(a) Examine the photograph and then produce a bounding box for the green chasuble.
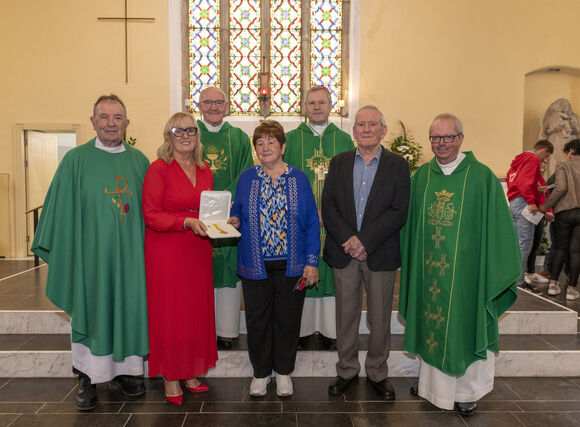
[284,122,354,297]
[31,140,150,361]
[399,152,521,376]
[198,120,254,288]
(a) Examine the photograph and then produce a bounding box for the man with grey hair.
[284,85,354,350]
[322,105,410,398]
[32,94,150,411]
[197,86,254,349]
[399,113,520,415]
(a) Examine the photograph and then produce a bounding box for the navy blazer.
[321,148,410,271]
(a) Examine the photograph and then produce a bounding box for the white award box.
[199,191,241,239]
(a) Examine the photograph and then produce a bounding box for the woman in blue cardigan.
[228,120,320,398]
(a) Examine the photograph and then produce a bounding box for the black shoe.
[328,375,358,395]
[75,373,97,411]
[410,381,418,396]
[454,401,478,416]
[520,283,542,294]
[297,336,309,350]
[108,375,145,397]
[319,334,337,351]
[367,378,396,400]
[217,337,233,349]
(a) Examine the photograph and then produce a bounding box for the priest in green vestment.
[31,95,149,411]
[399,113,521,415]
[197,86,254,348]
[284,85,354,348]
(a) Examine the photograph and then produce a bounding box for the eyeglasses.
[429,134,461,144]
[170,127,198,137]
[201,100,226,107]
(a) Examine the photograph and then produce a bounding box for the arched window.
[188,0,350,116]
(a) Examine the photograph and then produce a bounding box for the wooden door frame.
[11,123,84,258]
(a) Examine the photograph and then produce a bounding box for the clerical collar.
[437,152,466,175]
[202,119,224,133]
[307,121,328,136]
[95,137,126,153]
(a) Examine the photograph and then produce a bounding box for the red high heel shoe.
[185,378,209,393]
[163,378,183,405]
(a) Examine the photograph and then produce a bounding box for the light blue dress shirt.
[353,146,382,231]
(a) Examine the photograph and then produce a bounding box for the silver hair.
[355,105,386,127]
[199,86,229,103]
[429,113,463,135]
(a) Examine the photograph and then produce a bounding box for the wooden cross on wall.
[97,0,155,83]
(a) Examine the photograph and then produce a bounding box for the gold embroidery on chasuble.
[105,175,134,224]
[423,188,459,356]
[205,145,228,172]
[428,190,456,227]
[426,332,438,354]
[429,280,441,301]
[306,148,331,255]
[306,148,330,201]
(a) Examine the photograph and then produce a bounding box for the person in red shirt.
[507,140,553,292]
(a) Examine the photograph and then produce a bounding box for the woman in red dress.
[143,112,217,405]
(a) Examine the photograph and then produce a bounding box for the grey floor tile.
[515,400,580,411]
[9,413,131,427]
[297,413,352,427]
[125,413,187,427]
[0,414,19,427]
[500,378,580,400]
[0,402,43,413]
[39,402,124,414]
[538,334,580,350]
[513,411,580,426]
[351,411,465,426]
[0,378,76,402]
[120,401,202,413]
[463,411,525,426]
[0,335,33,351]
[17,334,71,351]
[184,412,297,426]
[499,334,557,350]
[482,380,522,400]
[283,401,361,413]
[201,401,282,412]
[361,400,442,412]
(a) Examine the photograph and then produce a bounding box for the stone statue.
[540,98,580,175]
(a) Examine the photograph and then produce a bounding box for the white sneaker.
[250,377,270,397]
[529,273,549,283]
[524,273,533,285]
[548,283,561,296]
[566,287,580,301]
[276,374,293,397]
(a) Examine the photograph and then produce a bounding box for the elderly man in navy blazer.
[322,105,410,399]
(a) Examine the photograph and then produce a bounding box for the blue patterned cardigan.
[231,164,320,280]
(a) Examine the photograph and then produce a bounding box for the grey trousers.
[333,260,395,382]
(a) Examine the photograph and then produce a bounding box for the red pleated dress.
[143,158,217,380]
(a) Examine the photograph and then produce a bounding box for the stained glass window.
[311,0,342,114]
[229,0,261,114]
[270,1,301,114]
[188,0,347,116]
[189,0,221,113]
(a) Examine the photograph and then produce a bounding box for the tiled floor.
[2,259,580,426]
[1,376,580,426]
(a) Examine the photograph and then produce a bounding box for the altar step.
[1,262,578,378]
[1,291,576,335]
[2,331,580,378]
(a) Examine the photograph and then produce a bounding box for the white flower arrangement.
[389,121,422,172]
